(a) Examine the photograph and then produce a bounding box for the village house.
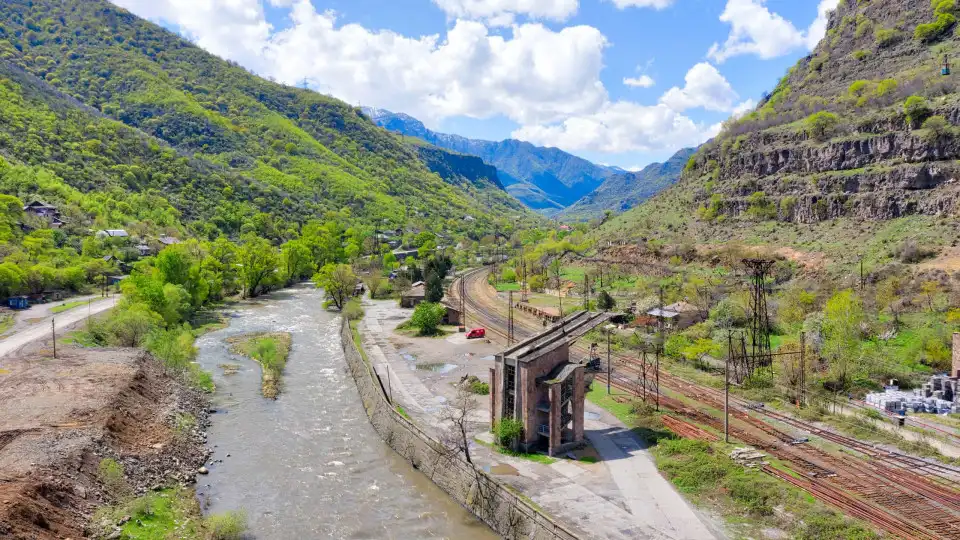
[646,300,703,330]
[22,201,65,229]
[400,282,426,308]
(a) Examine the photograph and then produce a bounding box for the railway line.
[451,267,960,540]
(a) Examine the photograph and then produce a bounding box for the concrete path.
[0,296,117,360]
[585,419,716,540]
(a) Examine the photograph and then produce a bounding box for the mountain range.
[363,108,618,214]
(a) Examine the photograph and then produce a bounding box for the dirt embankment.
[0,346,211,539]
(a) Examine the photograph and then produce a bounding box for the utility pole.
[606,328,612,395]
[725,331,732,443]
[583,274,590,311]
[799,332,806,408]
[640,349,647,402]
[459,277,466,333]
[508,291,515,345]
[655,286,664,411]
[51,318,57,359]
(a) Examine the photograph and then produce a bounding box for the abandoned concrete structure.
[953,333,960,378]
[490,311,611,456]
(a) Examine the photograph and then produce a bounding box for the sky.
[109,0,838,170]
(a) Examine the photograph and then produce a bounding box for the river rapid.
[194,285,495,539]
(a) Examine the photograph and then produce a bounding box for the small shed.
[441,300,462,326]
[400,284,426,308]
[23,201,58,218]
[107,275,129,286]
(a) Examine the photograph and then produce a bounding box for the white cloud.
[432,0,579,25]
[512,101,715,154]
[659,62,739,112]
[111,0,272,67]
[731,99,756,119]
[109,0,718,157]
[807,0,840,49]
[707,0,838,63]
[623,75,655,88]
[607,0,674,8]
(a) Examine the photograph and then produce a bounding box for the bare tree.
[440,383,477,464]
[365,274,385,299]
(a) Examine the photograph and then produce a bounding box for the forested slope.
[597,0,960,272]
[0,0,527,243]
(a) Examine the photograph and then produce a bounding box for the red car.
[466,328,486,339]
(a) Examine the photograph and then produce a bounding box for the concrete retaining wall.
[339,319,580,540]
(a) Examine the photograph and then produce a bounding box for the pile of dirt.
[0,346,211,539]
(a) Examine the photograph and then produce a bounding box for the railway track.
[452,267,960,540]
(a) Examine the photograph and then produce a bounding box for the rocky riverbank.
[0,346,212,539]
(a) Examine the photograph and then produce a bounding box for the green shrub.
[342,298,364,321]
[874,79,898,98]
[874,27,899,47]
[921,115,950,143]
[851,49,870,61]
[410,302,445,336]
[205,510,248,540]
[697,194,723,222]
[500,267,517,283]
[904,95,932,127]
[847,80,870,97]
[470,380,490,395]
[935,0,958,15]
[803,111,840,141]
[494,417,524,448]
[914,13,956,42]
[854,16,873,38]
[98,458,130,499]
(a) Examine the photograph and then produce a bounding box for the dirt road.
[0,296,116,360]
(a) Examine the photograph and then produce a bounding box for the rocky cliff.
[596,0,960,269]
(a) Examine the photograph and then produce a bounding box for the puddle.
[400,352,417,363]
[415,363,458,374]
[487,463,519,476]
[584,412,601,421]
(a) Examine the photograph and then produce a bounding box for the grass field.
[50,300,88,314]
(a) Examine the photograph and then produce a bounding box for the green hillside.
[596,0,960,274]
[0,0,529,244]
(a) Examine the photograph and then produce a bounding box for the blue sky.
[112,0,836,170]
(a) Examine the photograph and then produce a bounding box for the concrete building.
[490,311,611,456]
[953,333,960,378]
[400,283,426,308]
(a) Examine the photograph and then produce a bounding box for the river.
[194,285,495,539]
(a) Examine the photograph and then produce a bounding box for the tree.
[107,302,163,347]
[410,302,445,336]
[440,384,477,464]
[393,276,412,298]
[0,262,25,298]
[920,281,941,312]
[904,95,931,128]
[425,271,444,303]
[314,263,356,310]
[281,239,315,285]
[364,274,385,299]
[238,234,278,298]
[821,290,865,390]
[804,111,839,141]
[597,290,616,311]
